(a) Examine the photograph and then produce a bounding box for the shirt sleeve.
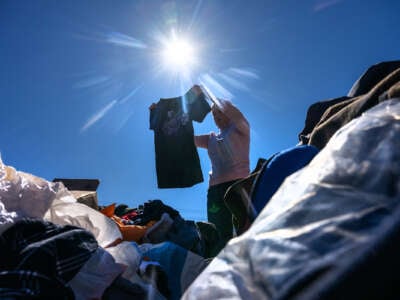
[194,134,209,149]
[186,88,211,123]
[219,100,250,135]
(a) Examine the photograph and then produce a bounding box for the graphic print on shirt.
[162,110,189,136]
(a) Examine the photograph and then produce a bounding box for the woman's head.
[211,103,230,129]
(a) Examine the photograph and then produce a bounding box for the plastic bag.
[44,188,122,248]
[0,160,59,234]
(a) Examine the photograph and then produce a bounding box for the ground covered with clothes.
[1,61,400,299]
[0,168,214,299]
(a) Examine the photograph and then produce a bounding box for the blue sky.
[1,0,399,221]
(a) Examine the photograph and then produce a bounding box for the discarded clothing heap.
[99,199,220,258]
[1,60,399,300]
[0,219,97,299]
[184,60,400,299]
[0,162,209,299]
[221,60,400,236]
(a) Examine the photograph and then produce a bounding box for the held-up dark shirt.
[150,89,210,188]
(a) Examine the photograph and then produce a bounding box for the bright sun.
[161,35,197,72]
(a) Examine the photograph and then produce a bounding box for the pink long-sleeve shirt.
[194,100,250,186]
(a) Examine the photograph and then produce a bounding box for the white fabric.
[106,241,166,299]
[0,202,18,235]
[68,247,124,300]
[44,195,122,248]
[0,158,121,247]
[0,159,59,234]
[0,161,58,218]
[106,241,142,282]
[142,212,174,243]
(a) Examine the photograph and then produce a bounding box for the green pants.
[207,180,237,252]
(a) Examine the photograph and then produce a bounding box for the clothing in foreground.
[150,86,211,188]
[183,99,400,300]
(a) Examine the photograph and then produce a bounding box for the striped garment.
[0,218,98,298]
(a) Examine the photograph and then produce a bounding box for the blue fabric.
[252,145,319,215]
[141,242,188,300]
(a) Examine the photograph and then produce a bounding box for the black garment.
[0,218,98,299]
[297,61,400,148]
[0,270,75,299]
[135,199,204,255]
[165,216,203,255]
[102,276,148,300]
[150,87,210,188]
[309,67,400,149]
[196,221,220,258]
[114,204,137,217]
[348,60,400,97]
[223,157,269,235]
[0,219,98,285]
[297,96,350,145]
[130,199,180,225]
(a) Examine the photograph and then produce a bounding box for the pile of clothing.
[0,164,210,299]
[184,60,400,299]
[1,60,399,299]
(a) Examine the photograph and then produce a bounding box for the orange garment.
[100,203,155,242]
[101,203,116,217]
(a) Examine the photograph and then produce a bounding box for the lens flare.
[161,35,197,72]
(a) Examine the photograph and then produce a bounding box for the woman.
[194,99,250,251]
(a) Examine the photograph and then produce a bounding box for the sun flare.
[161,35,197,72]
